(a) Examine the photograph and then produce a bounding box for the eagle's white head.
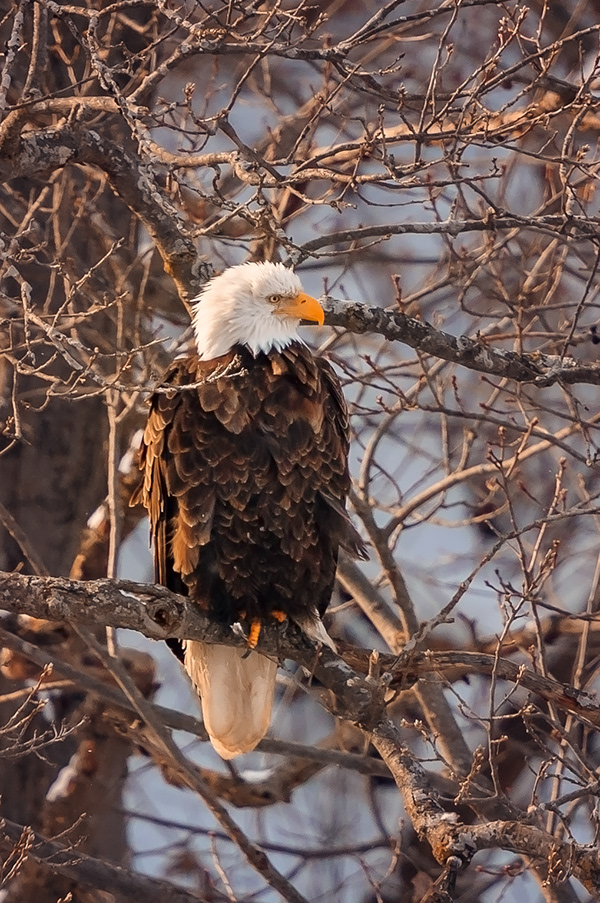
[191,261,325,360]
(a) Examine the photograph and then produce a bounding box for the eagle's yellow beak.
[279,292,325,325]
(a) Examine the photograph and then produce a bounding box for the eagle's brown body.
[135,338,363,757]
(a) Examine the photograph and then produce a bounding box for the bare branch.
[0,816,212,903]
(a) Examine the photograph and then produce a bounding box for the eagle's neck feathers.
[193,303,302,360]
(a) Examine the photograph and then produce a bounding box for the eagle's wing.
[317,356,368,562]
[131,356,215,594]
[132,354,277,759]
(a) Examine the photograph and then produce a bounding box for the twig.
[0,816,209,903]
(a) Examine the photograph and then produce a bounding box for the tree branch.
[296,213,600,257]
[3,571,600,737]
[0,117,209,307]
[0,816,213,903]
[323,297,600,387]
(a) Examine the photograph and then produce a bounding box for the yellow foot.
[245,612,287,651]
[247,619,261,649]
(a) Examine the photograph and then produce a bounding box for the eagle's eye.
[267,293,282,305]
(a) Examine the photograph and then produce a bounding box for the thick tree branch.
[3,571,600,737]
[0,117,209,307]
[323,297,600,387]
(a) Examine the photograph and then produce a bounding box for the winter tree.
[2,1,600,901]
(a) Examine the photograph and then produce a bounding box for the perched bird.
[133,261,366,758]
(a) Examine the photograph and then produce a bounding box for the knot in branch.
[146,598,183,636]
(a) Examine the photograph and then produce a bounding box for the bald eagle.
[134,261,365,758]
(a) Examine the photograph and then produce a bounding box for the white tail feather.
[184,641,278,759]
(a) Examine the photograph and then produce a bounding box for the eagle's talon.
[247,619,261,649]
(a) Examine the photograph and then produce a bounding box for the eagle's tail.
[184,641,277,759]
